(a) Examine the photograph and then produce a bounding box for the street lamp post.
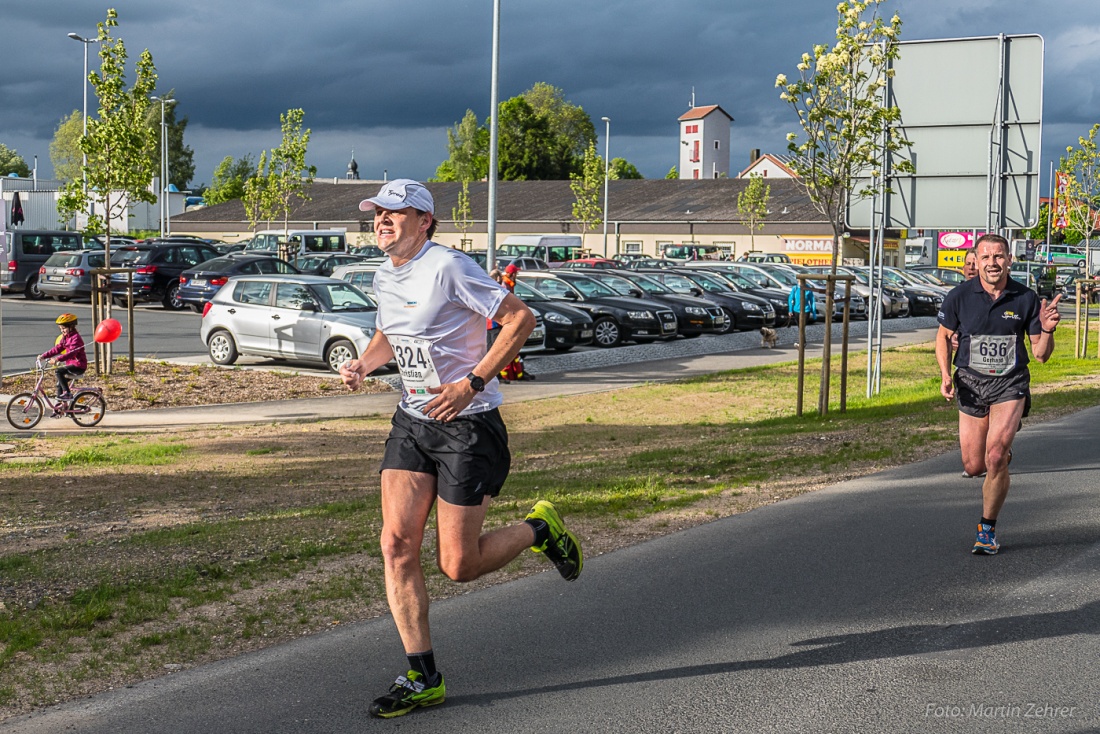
[601,116,611,257]
[150,96,175,238]
[67,32,99,218]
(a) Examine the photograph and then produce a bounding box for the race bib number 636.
[970,334,1015,376]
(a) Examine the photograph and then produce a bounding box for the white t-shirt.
[373,242,507,419]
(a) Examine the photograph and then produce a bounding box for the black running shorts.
[380,407,511,507]
[954,368,1031,419]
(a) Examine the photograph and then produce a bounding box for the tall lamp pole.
[151,96,175,238]
[486,0,501,274]
[601,116,611,257]
[67,32,99,220]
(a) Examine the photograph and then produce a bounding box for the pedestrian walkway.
[0,322,938,434]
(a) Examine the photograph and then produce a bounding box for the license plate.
[580,329,593,338]
[715,316,725,324]
[46,276,65,282]
[191,279,207,287]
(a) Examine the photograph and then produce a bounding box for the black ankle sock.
[525,518,549,547]
[407,650,438,684]
[980,517,996,528]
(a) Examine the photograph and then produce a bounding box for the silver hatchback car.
[39,250,108,301]
[200,274,378,372]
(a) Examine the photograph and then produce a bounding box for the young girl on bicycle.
[40,313,87,401]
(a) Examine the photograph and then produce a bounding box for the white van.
[243,229,348,259]
[500,235,584,267]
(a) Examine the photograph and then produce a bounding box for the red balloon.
[94,318,122,343]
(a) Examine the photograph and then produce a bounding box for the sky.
[1,0,1097,191]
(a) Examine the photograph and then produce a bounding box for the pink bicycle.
[5,359,107,429]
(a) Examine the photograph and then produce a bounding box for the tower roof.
[678,104,733,122]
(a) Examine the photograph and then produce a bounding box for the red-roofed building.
[678,104,733,180]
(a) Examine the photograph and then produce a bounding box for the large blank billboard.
[847,35,1043,230]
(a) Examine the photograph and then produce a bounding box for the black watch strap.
[466,372,486,392]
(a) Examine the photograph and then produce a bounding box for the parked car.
[679,262,792,323]
[331,261,384,293]
[559,258,621,270]
[200,274,379,372]
[293,253,369,277]
[738,251,792,264]
[37,250,107,301]
[350,244,385,258]
[583,270,728,336]
[624,258,679,270]
[611,253,649,264]
[731,263,867,321]
[642,269,777,331]
[459,251,549,272]
[880,267,947,316]
[178,254,300,312]
[514,271,678,347]
[1,229,83,299]
[1009,264,1058,298]
[109,242,220,309]
[512,280,594,351]
[909,266,966,285]
[807,265,908,319]
[214,242,248,255]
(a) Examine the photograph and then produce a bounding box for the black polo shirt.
[938,276,1042,378]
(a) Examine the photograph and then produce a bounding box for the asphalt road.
[0,297,204,376]
[4,404,1098,733]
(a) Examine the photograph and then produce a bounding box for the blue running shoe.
[972,523,999,555]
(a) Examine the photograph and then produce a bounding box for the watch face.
[468,374,485,391]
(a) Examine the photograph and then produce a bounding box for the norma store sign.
[783,237,834,266]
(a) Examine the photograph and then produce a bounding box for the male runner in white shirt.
[339,179,583,718]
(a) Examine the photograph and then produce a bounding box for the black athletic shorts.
[380,407,511,507]
[954,368,1031,419]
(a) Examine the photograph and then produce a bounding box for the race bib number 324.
[389,335,441,395]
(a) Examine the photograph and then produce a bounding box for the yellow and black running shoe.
[526,500,583,581]
[368,670,445,718]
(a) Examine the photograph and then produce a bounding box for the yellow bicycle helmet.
[55,313,78,326]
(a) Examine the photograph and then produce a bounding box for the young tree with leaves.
[451,179,474,248]
[0,143,31,178]
[737,173,770,256]
[610,158,643,180]
[433,109,488,182]
[57,9,158,240]
[48,112,84,183]
[242,150,272,233]
[266,108,316,254]
[204,154,255,206]
[570,141,604,253]
[776,0,910,274]
[1058,123,1100,258]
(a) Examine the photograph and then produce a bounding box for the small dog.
[760,326,778,348]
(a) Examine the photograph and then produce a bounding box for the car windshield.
[587,273,634,295]
[685,272,731,293]
[622,274,670,294]
[311,283,376,312]
[198,257,245,273]
[713,270,755,290]
[758,267,797,286]
[110,249,152,266]
[45,253,83,268]
[567,276,618,298]
[513,280,550,302]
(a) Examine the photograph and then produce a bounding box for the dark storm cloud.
[0,0,1096,183]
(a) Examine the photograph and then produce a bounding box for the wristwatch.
[466,372,485,392]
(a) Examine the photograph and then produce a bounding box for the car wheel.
[24,275,45,300]
[208,330,239,365]
[716,308,735,334]
[162,282,186,310]
[325,339,356,372]
[592,317,622,348]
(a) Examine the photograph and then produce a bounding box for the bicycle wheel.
[6,393,44,430]
[70,391,107,427]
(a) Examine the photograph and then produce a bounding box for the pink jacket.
[41,331,88,371]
